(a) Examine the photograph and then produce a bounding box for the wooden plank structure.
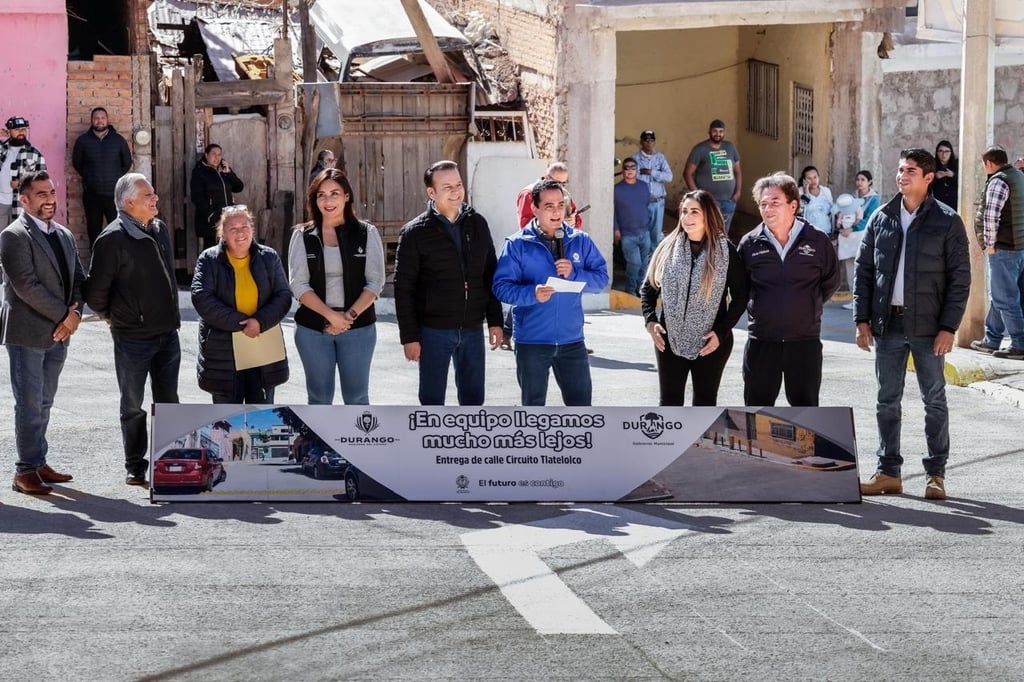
[153,38,302,276]
[335,82,472,276]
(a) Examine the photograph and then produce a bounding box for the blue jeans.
[983,249,1024,350]
[295,323,376,405]
[418,326,485,405]
[621,231,652,293]
[515,341,592,406]
[112,331,181,476]
[718,199,737,233]
[6,342,67,473]
[873,313,949,478]
[646,198,665,247]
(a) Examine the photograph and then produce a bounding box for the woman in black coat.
[640,190,749,406]
[190,143,245,250]
[932,140,958,209]
[191,206,291,404]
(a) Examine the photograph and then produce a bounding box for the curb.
[609,290,640,310]
[907,351,992,387]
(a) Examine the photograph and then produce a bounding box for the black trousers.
[655,330,733,406]
[742,338,822,407]
[83,192,117,245]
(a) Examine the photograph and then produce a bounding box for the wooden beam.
[398,0,455,84]
[195,80,290,108]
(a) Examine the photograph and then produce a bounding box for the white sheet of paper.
[544,276,586,294]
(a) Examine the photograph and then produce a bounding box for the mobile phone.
[576,204,591,215]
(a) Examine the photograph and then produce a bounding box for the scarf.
[662,236,730,360]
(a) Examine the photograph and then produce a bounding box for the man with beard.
[685,119,742,231]
[72,107,133,245]
[1,171,86,494]
[0,117,47,227]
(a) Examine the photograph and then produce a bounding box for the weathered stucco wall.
[0,1,69,224]
[615,27,741,213]
[616,22,832,216]
[735,22,834,212]
[880,65,1024,200]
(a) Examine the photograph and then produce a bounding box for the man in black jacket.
[737,172,839,407]
[86,173,181,488]
[855,148,970,500]
[393,160,503,405]
[71,107,133,245]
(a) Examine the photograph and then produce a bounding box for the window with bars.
[747,59,779,139]
[793,84,814,157]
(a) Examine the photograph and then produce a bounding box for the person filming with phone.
[493,179,608,406]
[191,143,245,250]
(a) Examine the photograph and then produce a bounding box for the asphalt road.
[2,300,1023,681]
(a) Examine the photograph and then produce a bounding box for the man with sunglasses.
[613,157,651,294]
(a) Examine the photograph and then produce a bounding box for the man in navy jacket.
[737,172,839,407]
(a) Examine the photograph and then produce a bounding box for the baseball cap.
[640,130,656,141]
[5,116,29,129]
[709,119,726,129]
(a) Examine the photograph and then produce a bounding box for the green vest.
[975,165,1024,249]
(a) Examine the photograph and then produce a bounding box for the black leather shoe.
[13,471,53,495]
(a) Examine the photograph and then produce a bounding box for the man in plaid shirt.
[969,145,1024,359]
[0,116,48,226]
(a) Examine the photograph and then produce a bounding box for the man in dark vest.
[969,145,1024,359]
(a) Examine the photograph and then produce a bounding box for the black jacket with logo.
[737,219,840,342]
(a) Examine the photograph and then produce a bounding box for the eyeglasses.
[623,165,638,170]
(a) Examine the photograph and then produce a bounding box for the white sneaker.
[842,302,855,310]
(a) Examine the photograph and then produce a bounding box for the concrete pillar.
[858,30,885,189]
[957,0,994,346]
[563,16,616,287]
[828,23,861,193]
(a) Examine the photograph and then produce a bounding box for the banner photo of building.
[149,405,861,503]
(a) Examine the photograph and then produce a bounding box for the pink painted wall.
[0,1,69,224]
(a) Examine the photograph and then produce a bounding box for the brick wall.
[65,56,135,254]
[432,0,561,158]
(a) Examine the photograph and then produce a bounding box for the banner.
[150,405,860,503]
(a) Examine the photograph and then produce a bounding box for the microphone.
[554,228,565,261]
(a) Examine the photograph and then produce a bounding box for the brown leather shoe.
[38,464,73,483]
[860,472,903,496]
[12,471,53,495]
[925,476,946,500]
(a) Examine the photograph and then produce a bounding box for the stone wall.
[880,65,1024,199]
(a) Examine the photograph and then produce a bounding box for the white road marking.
[461,506,692,635]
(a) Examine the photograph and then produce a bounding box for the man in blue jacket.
[855,148,970,500]
[493,179,609,406]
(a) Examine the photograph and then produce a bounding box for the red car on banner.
[153,448,227,493]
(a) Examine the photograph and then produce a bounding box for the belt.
[649,197,665,203]
[891,305,905,316]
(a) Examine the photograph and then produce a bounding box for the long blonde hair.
[644,190,727,301]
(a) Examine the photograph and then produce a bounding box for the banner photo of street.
[150,404,860,503]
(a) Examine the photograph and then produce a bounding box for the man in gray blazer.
[0,170,85,494]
